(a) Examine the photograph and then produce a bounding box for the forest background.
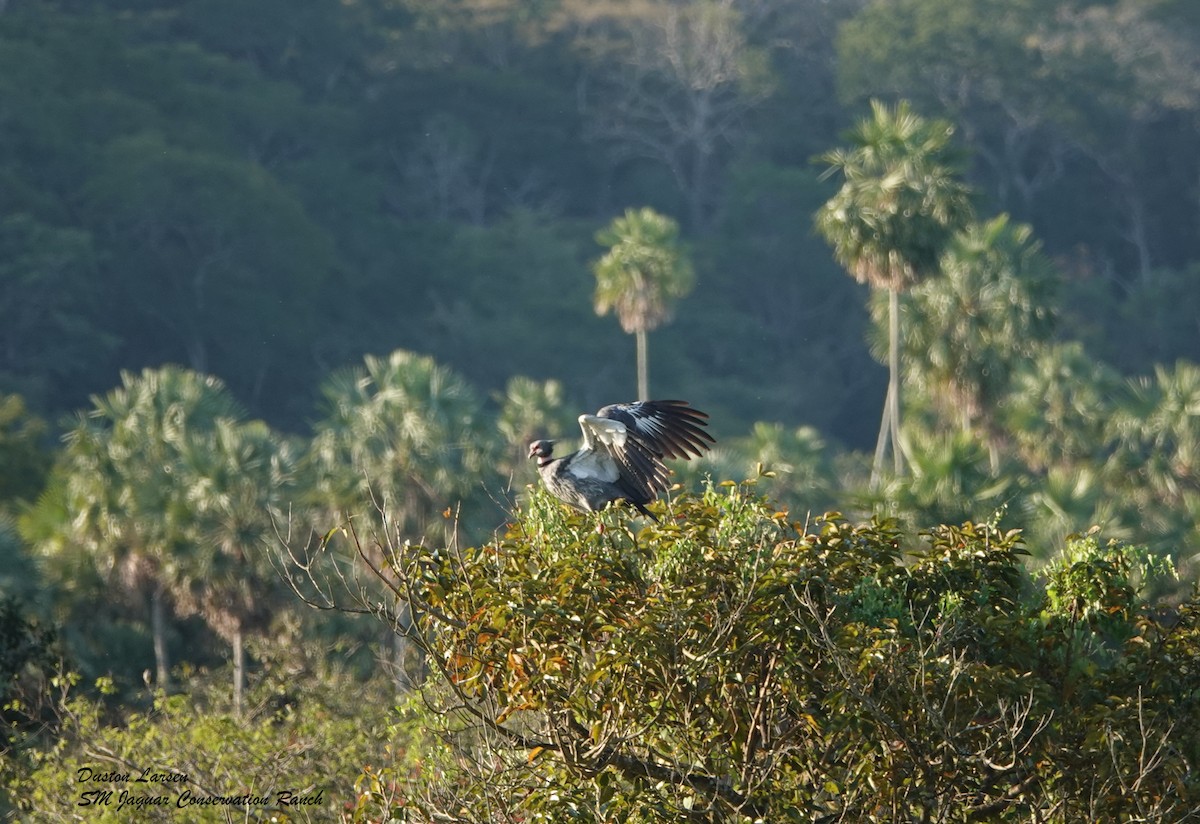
[3,0,1200,820]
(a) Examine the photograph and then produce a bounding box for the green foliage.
[4,4,1200,816]
[817,97,976,481]
[592,206,696,398]
[308,349,497,543]
[0,394,51,511]
[6,663,407,823]
[392,211,615,401]
[816,99,973,293]
[593,207,695,336]
[36,366,245,600]
[341,483,1199,822]
[730,422,838,516]
[581,0,772,229]
[0,595,62,758]
[1041,536,1176,628]
[871,426,1017,532]
[495,375,571,485]
[1060,264,1200,375]
[896,215,1057,433]
[835,0,1200,279]
[21,367,297,698]
[0,217,111,407]
[1002,342,1120,472]
[0,0,1196,454]
[835,0,1058,120]
[83,132,335,396]
[692,161,881,443]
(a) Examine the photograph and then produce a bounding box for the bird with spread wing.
[528,400,714,519]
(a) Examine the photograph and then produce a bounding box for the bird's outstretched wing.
[598,400,714,460]
[578,400,714,503]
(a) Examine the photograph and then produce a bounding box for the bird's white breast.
[568,448,620,483]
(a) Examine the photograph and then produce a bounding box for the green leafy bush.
[338,482,1200,822]
[5,662,410,823]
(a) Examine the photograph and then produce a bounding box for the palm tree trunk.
[871,288,906,487]
[636,328,649,401]
[232,628,244,717]
[871,381,891,490]
[888,287,904,475]
[151,583,169,688]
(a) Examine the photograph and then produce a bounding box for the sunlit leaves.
[362,483,1200,821]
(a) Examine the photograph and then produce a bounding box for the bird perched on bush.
[528,400,713,519]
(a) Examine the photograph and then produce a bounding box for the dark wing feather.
[597,400,714,460]
[613,436,669,502]
[594,400,714,501]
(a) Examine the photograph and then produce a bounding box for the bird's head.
[528,440,555,463]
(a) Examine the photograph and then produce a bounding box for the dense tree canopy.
[315,484,1200,822]
[1,0,1194,445]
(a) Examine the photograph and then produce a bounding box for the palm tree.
[177,419,296,715]
[309,349,493,542]
[1020,465,1124,562]
[592,207,695,400]
[1003,342,1118,473]
[36,366,242,687]
[308,350,495,688]
[900,216,1055,450]
[1107,361,1200,508]
[816,100,973,484]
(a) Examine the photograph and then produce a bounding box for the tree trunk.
[387,602,425,691]
[391,629,408,691]
[232,628,244,717]
[888,287,904,476]
[151,583,169,688]
[871,288,905,488]
[1126,191,1152,282]
[870,381,891,490]
[636,328,649,401]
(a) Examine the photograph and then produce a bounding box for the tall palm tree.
[816,100,973,484]
[39,366,242,687]
[592,207,695,400]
